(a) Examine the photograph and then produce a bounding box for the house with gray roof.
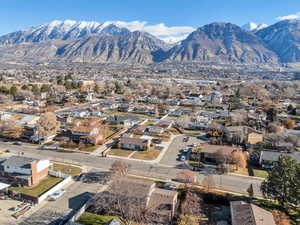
[0,155,52,187]
[230,201,276,225]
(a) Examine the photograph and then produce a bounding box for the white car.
[48,189,66,201]
[180,155,186,161]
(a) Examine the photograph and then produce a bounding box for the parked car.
[48,189,66,201]
[163,182,177,190]
[181,149,190,153]
[5,149,10,153]
[183,137,189,142]
[180,155,186,161]
[191,143,197,147]
[152,139,162,144]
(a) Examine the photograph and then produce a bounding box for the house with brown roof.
[68,118,106,145]
[92,177,178,224]
[118,137,150,151]
[225,126,263,145]
[230,201,276,225]
[194,144,239,163]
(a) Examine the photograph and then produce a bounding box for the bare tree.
[176,170,197,184]
[91,177,163,225]
[110,160,130,176]
[231,151,247,170]
[201,174,215,192]
[0,120,24,139]
[37,112,60,141]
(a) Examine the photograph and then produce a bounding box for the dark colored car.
[152,139,162,144]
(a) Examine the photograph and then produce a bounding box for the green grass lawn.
[183,129,202,135]
[52,163,82,176]
[105,129,119,139]
[253,169,268,179]
[143,120,155,126]
[107,148,135,157]
[78,212,123,225]
[9,176,63,197]
[131,148,161,160]
[164,116,181,121]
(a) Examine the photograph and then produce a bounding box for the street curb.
[228,172,265,180]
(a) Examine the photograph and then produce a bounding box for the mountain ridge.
[1,19,300,65]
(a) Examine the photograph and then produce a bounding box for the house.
[259,151,300,169]
[194,144,238,163]
[68,119,106,145]
[0,156,52,187]
[118,137,150,151]
[230,201,276,225]
[92,177,178,224]
[73,110,89,118]
[207,91,223,104]
[225,126,263,145]
[107,115,139,128]
[0,112,12,121]
[118,104,134,112]
[155,121,174,130]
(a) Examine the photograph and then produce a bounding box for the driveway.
[159,134,204,166]
[19,180,105,225]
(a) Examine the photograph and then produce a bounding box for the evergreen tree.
[9,85,17,97]
[261,155,300,210]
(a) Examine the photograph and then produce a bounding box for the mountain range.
[0,19,300,65]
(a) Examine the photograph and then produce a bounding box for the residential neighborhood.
[0,71,298,225]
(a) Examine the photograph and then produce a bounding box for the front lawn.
[9,176,63,197]
[165,116,182,121]
[53,163,82,176]
[131,148,161,160]
[253,169,268,179]
[183,129,202,135]
[107,148,135,157]
[105,129,119,139]
[78,212,123,225]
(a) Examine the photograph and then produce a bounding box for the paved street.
[0,138,264,196]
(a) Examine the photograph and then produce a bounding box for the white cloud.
[276,12,300,21]
[106,20,195,43]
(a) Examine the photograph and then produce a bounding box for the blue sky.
[0,0,300,35]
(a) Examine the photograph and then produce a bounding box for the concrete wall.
[37,175,71,203]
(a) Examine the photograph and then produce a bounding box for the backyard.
[52,163,82,176]
[9,176,63,197]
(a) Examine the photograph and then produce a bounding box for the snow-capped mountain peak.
[242,22,268,31]
[242,22,258,31]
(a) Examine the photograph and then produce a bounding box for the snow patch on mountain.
[242,22,268,31]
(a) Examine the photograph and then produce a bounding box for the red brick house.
[0,156,52,187]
